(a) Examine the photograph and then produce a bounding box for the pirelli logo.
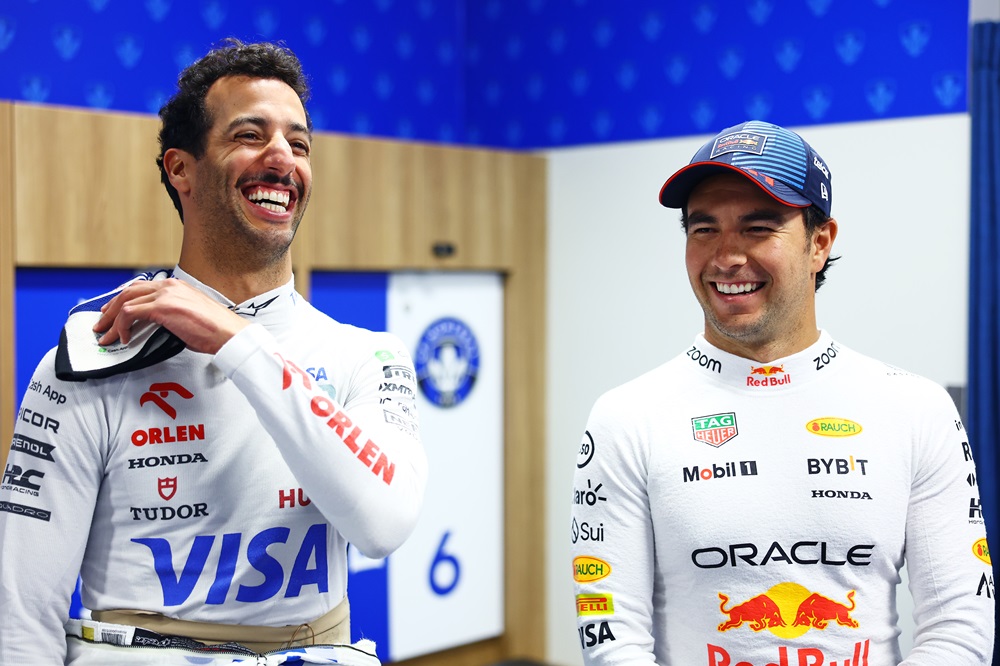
[576,593,614,616]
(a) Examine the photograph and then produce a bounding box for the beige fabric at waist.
[91,597,349,652]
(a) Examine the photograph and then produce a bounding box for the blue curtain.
[968,21,1000,666]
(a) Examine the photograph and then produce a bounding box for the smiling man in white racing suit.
[0,40,427,665]
[570,120,993,665]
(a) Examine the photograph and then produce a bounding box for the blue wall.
[0,0,969,148]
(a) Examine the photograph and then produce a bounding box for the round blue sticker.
[414,317,479,408]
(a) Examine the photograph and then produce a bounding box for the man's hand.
[93,278,250,355]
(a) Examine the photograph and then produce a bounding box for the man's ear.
[811,218,838,271]
[162,148,194,196]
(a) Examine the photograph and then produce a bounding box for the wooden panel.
[420,146,519,269]
[14,104,181,267]
[1,103,14,463]
[501,155,548,659]
[389,637,503,666]
[304,135,424,269]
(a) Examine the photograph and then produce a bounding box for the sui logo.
[414,317,479,408]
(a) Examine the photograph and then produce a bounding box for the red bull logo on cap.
[716,583,859,639]
[806,417,863,437]
[692,412,738,448]
[974,538,991,565]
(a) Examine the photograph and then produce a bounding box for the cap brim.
[659,161,812,210]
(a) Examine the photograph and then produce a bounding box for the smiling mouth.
[714,282,762,295]
[245,186,291,213]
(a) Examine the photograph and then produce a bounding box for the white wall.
[543,114,971,665]
[971,0,1000,21]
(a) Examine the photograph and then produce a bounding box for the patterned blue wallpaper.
[0,0,969,149]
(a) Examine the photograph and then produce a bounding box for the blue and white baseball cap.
[659,120,833,216]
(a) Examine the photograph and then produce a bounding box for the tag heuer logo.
[691,412,738,447]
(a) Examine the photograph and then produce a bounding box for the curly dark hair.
[155,38,312,220]
[679,204,839,292]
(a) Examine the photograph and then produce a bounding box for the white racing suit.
[571,332,994,665]
[0,267,428,664]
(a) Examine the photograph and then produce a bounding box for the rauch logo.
[806,417,862,437]
[573,555,611,583]
[974,538,991,565]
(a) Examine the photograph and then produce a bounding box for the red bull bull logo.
[716,583,859,639]
[691,412,739,447]
[974,538,991,565]
[717,592,785,632]
[747,365,791,387]
[806,417,863,437]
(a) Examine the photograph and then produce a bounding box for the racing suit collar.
[172,265,297,325]
[687,330,841,391]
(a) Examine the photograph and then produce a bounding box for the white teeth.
[247,187,290,209]
[716,282,760,294]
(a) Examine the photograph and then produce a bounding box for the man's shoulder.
[834,344,953,404]
[592,355,691,413]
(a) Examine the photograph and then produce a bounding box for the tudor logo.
[806,417,862,437]
[139,382,194,419]
[158,477,177,501]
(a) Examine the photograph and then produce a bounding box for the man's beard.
[195,167,308,275]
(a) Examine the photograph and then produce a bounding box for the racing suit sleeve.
[899,384,994,664]
[0,350,109,663]
[213,323,427,559]
[570,393,659,665]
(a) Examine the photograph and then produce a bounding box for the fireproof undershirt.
[0,267,428,664]
[571,331,993,666]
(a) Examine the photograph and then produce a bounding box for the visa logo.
[132,523,329,606]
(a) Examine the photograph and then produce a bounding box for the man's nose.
[262,135,296,174]
[712,231,747,270]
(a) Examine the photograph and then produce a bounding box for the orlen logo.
[747,365,791,388]
[806,417,862,437]
[576,593,614,616]
[133,382,206,447]
[139,382,194,419]
[573,555,611,583]
[717,583,858,639]
[974,538,991,565]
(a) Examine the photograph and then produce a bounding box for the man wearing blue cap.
[570,120,993,665]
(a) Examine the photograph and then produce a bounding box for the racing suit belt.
[89,597,349,650]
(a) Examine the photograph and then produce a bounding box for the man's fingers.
[95,291,159,346]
